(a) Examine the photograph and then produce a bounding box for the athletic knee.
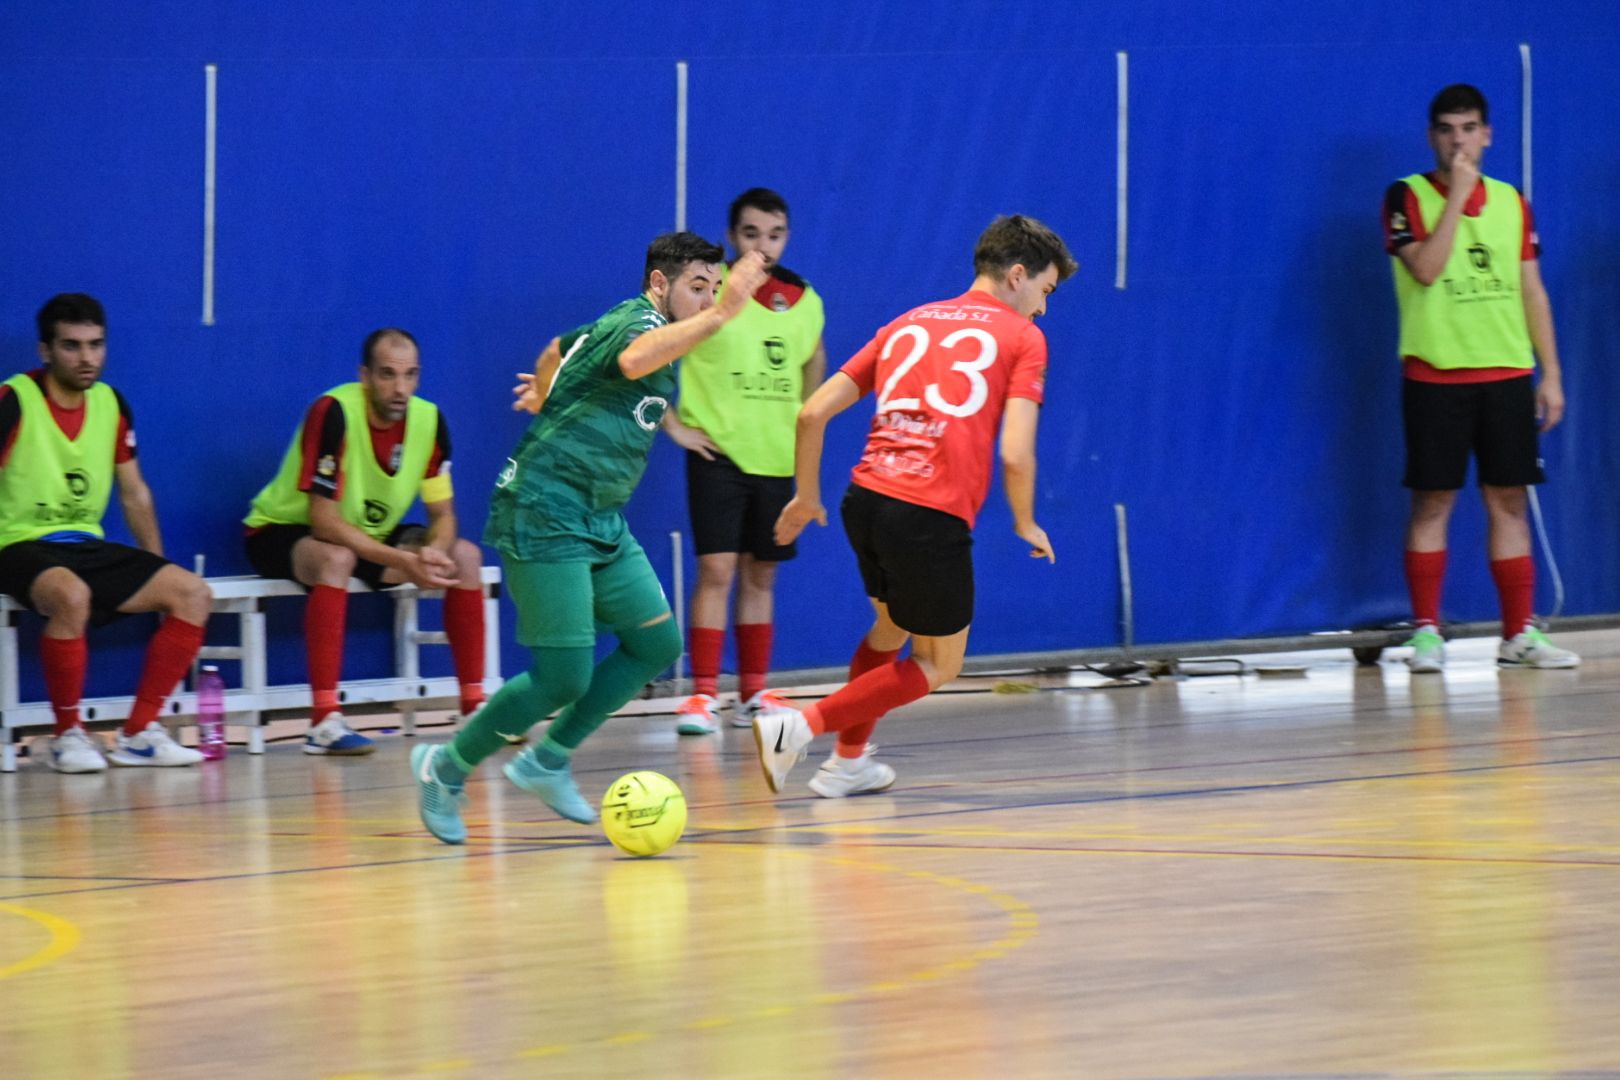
[168,571,213,624]
[300,542,357,586]
[526,649,593,704]
[33,573,92,625]
[628,614,683,668]
[450,538,483,584]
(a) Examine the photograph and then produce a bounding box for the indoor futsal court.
[4,631,1618,1079]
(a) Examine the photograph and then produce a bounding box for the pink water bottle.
[197,665,227,761]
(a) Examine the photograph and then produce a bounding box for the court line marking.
[714,838,1620,871]
[318,847,1039,1078]
[0,900,82,980]
[9,750,1617,903]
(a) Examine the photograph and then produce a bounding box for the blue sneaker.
[303,714,375,755]
[502,749,598,824]
[411,744,467,845]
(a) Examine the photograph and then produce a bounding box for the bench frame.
[0,567,502,772]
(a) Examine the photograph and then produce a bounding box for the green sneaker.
[412,744,467,845]
[1404,627,1446,674]
[503,749,598,824]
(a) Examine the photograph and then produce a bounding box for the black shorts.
[0,538,173,625]
[1403,375,1544,490]
[840,483,974,637]
[686,451,797,561]
[243,522,427,590]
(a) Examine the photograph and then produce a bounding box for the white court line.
[1519,42,1533,203]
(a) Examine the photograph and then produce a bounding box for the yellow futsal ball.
[601,771,687,857]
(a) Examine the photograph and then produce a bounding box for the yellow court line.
[326,846,1039,1078]
[0,901,82,981]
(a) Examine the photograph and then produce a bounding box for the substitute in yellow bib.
[660,189,827,735]
[1383,84,1576,674]
[243,329,487,754]
[0,294,212,772]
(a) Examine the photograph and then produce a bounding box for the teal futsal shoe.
[503,749,598,824]
[412,744,467,845]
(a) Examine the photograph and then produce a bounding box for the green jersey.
[486,295,674,561]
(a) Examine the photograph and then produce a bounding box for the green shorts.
[502,538,671,648]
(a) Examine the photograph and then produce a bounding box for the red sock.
[125,617,206,736]
[689,627,723,697]
[40,634,87,736]
[735,622,772,701]
[1490,555,1535,639]
[838,640,902,758]
[443,586,486,714]
[808,658,930,736]
[1404,549,1447,627]
[306,585,347,721]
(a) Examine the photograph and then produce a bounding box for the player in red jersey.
[755,214,1076,797]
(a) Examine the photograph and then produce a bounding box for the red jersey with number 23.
[841,289,1047,527]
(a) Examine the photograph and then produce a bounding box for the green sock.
[449,646,593,769]
[534,736,571,771]
[545,618,682,752]
[433,742,473,786]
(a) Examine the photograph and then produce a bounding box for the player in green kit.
[412,235,770,844]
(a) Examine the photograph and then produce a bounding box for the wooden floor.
[3,631,1619,1080]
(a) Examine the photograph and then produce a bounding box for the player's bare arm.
[422,496,460,557]
[659,409,718,460]
[802,338,827,401]
[775,371,862,546]
[114,457,164,556]
[1000,397,1055,563]
[1521,257,1565,432]
[309,492,457,589]
[618,251,771,381]
[513,336,563,415]
[1397,149,1477,286]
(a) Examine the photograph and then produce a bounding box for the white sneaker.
[808,749,896,798]
[302,714,376,755]
[675,693,719,735]
[110,722,205,767]
[1498,628,1580,669]
[39,727,108,773]
[733,689,791,729]
[1404,627,1446,674]
[751,703,813,793]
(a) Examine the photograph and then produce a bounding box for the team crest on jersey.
[363,499,390,526]
[770,291,789,312]
[317,454,337,479]
[1467,243,1493,272]
[388,443,405,472]
[64,470,90,499]
[633,396,669,431]
[496,457,517,488]
[763,337,788,369]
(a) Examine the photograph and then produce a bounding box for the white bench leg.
[243,608,268,754]
[1,738,15,774]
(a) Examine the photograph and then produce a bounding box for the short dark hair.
[36,293,106,343]
[361,327,419,368]
[728,187,790,232]
[1429,83,1489,126]
[642,232,725,290]
[973,215,1078,283]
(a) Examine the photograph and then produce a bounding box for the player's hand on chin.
[1017,523,1056,563]
[774,496,825,545]
[719,251,770,319]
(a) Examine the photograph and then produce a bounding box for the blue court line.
[690,751,1620,840]
[8,749,1615,903]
